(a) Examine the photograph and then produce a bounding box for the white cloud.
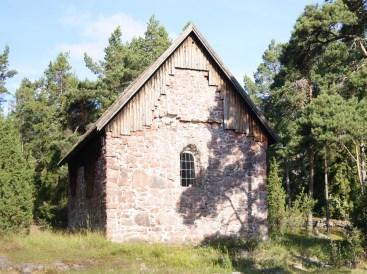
[83,14,145,42]
[57,12,146,61]
[61,11,92,27]
[56,41,105,60]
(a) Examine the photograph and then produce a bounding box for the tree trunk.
[361,142,366,190]
[354,143,365,192]
[306,78,314,234]
[324,148,330,233]
[340,142,364,190]
[307,149,315,234]
[285,158,291,207]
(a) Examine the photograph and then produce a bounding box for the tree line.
[0,16,170,230]
[246,0,367,244]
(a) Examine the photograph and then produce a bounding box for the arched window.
[180,151,196,187]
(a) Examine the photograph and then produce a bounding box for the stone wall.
[104,68,268,243]
[68,135,107,231]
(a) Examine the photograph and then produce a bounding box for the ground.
[0,228,366,273]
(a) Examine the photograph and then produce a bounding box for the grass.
[0,229,230,273]
[0,228,366,273]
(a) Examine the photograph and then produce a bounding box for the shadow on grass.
[200,232,358,274]
[201,234,292,274]
[279,232,339,264]
[280,232,332,250]
[235,258,292,274]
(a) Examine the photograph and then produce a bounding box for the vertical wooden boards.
[221,80,266,141]
[223,83,229,129]
[244,108,249,135]
[105,33,267,142]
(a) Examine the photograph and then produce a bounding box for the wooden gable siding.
[106,34,267,142]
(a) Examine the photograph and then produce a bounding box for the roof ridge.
[59,24,277,166]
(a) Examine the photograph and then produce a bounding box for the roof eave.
[58,125,97,166]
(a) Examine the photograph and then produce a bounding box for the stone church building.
[59,24,277,243]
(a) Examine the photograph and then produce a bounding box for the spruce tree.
[84,16,171,110]
[0,116,34,232]
[267,158,286,235]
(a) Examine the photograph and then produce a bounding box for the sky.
[0,0,322,112]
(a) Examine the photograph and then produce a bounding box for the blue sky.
[1,0,321,111]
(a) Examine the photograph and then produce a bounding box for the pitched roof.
[59,24,277,166]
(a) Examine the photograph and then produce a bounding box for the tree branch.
[355,37,367,58]
[339,142,357,163]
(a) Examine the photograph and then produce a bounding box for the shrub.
[202,234,259,254]
[329,227,364,268]
[284,190,315,232]
[201,234,259,271]
[330,240,344,267]
[0,117,34,232]
[351,192,367,243]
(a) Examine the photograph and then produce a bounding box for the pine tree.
[262,0,367,233]
[243,40,282,111]
[298,93,355,230]
[0,46,17,105]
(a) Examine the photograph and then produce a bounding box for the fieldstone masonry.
[101,68,268,243]
[67,66,269,244]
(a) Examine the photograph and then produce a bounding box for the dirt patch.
[0,256,87,273]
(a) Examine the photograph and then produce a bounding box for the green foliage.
[284,190,316,232]
[267,158,286,235]
[330,227,364,268]
[243,75,261,106]
[329,162,353,219]
[0,46,17,97]
[345,228,365,267]
[0,230,232,273]
[1,229,365,273]
[243,40,282,111]
[253,0,367,239]
[0,47,32,232]
[298,93,356,148]
[84,16,171,110]
[8,16,171,229]
[0,116,33,232]
[278,0,358,75]
[15,53,78,227]
[351,192,367,240]
[182,21,193,31]
[202,235,260,254]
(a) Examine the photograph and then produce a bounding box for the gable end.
[59,24,277,166]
